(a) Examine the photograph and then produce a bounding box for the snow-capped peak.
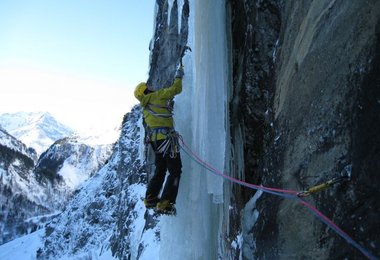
[0,111,75,156]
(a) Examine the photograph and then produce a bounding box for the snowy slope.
[0,122,112,246]
[0,228,118,260]
[35,136,112,190]
[0,127,36,160]
[35,106,155,259]
[0,229,45,260]
[0,112,75,156]
[0,128,43,206]
[0,127,52,245]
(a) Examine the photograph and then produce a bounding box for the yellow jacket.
[134,78,182,140]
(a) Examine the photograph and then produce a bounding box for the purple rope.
[179,138,378,260]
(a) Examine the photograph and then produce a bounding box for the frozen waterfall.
[159,1,231,259]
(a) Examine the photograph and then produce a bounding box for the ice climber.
[134,66,184,214]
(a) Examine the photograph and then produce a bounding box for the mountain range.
[0,111,114,245]
[0,112,75,156]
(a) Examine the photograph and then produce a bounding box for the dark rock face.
[229,0,282,257]
[229,0,281,210]
[229,0,380,259]
[147,0,190,90]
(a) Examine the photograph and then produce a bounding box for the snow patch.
[0,229,45,260]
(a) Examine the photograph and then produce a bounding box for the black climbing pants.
[146,139,182,203]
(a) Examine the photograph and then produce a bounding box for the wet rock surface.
[229,0,380,258]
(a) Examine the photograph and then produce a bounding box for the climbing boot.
[156,200,176,215]
[144,195,159,209]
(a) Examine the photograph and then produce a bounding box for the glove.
[175,66,184,79]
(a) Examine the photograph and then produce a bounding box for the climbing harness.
[156,130,181,158]
[143,125,180,158]
[177,135,378,260]
[297,175,350,197]
[144,126,169,143]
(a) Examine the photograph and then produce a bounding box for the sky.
[0,0,155,135]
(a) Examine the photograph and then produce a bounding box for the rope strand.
[178,136,378,260]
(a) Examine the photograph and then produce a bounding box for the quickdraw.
[297,168,351,197]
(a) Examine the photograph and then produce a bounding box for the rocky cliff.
[229,0,380,259]
[148,0,189,90]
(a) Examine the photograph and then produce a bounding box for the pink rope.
[179,137,378,260]
[180,138,299,195]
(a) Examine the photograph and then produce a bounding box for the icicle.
[160,0,230,259]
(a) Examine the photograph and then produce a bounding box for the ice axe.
[180,46,192,66]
